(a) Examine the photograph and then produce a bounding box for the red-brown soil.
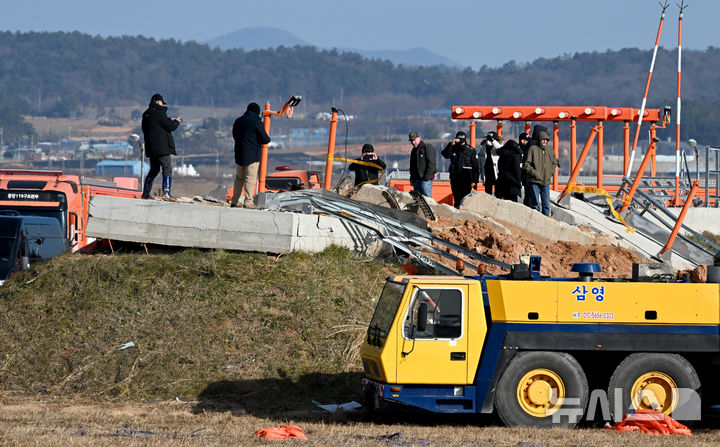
[430,217,643,278]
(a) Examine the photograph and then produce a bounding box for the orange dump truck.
[0,170,142,252]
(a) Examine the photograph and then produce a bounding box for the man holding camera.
[441,131,480,208]
[349,144,386,187]
[408,131,436,198]
[141,93,181,199]
[481,131,502,196]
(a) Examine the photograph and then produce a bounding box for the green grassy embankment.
[0,247,396,415]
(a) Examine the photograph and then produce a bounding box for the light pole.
[129,134,144,187]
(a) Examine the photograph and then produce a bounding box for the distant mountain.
[206,27,308,50]
[205,26,462,68]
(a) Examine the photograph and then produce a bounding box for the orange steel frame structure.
[451,105,664,193]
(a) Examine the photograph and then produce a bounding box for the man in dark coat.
[480,131,502,196]
[408,131,436,198]
[141,93,181,199]
[231,102,271,208]
[518,132,532,206]
[495,140,523,203]
[441,131,480,208]
[349,143,386,187]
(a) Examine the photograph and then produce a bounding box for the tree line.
[1,31,719,145]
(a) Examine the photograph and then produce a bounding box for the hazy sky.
[3,0,717,68]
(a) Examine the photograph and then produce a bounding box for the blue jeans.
[411,179,433,198]
[530,183,551,216]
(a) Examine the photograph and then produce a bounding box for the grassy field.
[1,247,720,446]
[0,247,392,405]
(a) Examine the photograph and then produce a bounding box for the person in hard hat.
[523,130,559,216]
[480,131,502,196]
[408,131,436,198]
[141,93,181,200]
[441,131,480,208]
[231,102,271,208]
[495,139,523,203]
[349,144,386,187]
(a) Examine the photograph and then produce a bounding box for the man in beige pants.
[231,102,270,208]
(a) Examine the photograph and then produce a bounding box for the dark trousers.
[495,182,519,203]
[521,174,532,207]
[147,155,172,180]
[450,173,472,208]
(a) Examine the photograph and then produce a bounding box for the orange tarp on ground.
[255,425,308,441]
[609,409,692,435]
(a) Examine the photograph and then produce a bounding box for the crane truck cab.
[361,260,720,427]
[0,213,66,285]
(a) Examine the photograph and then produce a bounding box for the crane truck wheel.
[495,351,588,428]
[608,353,700,422]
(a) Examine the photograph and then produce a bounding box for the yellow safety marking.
[564,181,635,233]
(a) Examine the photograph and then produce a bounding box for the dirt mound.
[431,218,643,278]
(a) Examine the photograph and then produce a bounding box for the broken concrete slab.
[348,185,509,234]
[459,191,607,246]
[549,190,696,271]
[86,196,379,254]
[428,201,510,234]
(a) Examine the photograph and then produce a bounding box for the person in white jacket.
[480,131,502,195]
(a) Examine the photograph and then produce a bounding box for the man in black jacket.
[496,139,523,202]
[441,131,480,208]
[408,131,436,198]
[231,102,271,208]
[349,144,386,187]
[518,132,532,206]
[141,93,181,199]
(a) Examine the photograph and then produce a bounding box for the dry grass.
[1,395,720,447]
[2,246,720,445]
[0,247,393,407]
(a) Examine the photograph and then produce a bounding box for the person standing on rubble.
[349,144,386,187]
[518,132,532,207]
[231,102,271,208]
[480,131,502,196]
[441,131,480,208]
[523,130,559,216]
[408,131,436,198]
[141,93,181,200]
[495,139,523,203]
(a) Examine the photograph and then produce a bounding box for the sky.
[2,0,718,69]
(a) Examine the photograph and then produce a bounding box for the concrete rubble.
[85,183,720,273]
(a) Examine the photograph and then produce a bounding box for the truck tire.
[495,351,588,428]
[608,353,700,422]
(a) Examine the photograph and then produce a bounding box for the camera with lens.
[362,153,376,162]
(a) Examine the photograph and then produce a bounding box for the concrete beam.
[86,196,377,254]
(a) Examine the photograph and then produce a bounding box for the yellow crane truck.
[360,258,720,427]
